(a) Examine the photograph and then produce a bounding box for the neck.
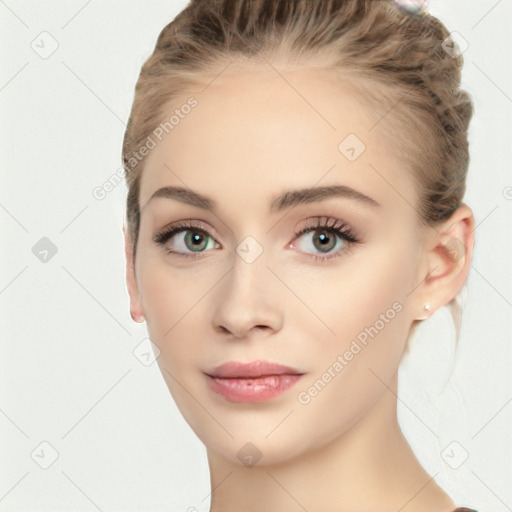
[206,371,456,512]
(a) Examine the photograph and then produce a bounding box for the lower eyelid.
[156,217,360,259]
[161,231,353,262]
[291,230,355,259]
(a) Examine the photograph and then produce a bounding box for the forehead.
[139,65,417,216]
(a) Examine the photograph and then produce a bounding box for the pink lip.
[204,360,304,403]
[207,360,302,378]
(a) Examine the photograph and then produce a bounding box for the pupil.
[314,230,334,252]
[186,231,207,251]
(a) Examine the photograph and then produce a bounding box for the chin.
[201,433,311,468]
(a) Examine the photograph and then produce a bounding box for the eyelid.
[293,216,360,243]
[152,219,220,245]
[288,216,361,263]
[153,215,362,261]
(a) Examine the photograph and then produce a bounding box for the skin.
[124,64,475,512]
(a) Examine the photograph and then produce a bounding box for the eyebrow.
[145,184,380,213]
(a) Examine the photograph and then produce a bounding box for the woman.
[122,1,478,510]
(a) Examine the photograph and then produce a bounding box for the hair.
[122,0,473,343]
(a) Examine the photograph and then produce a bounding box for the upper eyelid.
[153,219,218,243]
[153,216,360,248]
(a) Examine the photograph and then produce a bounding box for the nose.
[211,246,284,339]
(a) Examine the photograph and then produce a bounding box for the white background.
[1,1,511,511]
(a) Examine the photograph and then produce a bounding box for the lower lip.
[205,374,303,402]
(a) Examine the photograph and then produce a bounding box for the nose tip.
[217,319,273,339]
[212,254,283,339]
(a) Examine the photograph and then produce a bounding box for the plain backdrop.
[1,1,511,511]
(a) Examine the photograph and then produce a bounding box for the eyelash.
[152,217,361,263]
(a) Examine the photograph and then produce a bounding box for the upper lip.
[205,360,303,378]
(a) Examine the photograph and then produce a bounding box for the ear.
[412,203,475,320]
[123,224,145,323]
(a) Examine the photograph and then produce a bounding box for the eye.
[290,216,360,262]
[153,220,220,259]
[153,216,361,262]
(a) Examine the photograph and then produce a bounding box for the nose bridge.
[227,233,270,306]
[235,234,266,267]
[212,232,282,337]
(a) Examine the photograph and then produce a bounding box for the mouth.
[204,360,304,403]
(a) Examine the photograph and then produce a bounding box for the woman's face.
[128,66,430,465]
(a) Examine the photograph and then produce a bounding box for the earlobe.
[123,224,145,324]
[414,203,475,320]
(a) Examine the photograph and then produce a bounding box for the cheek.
[136,257,212,418]
[290,241,415,416]
[136,251,214,332]
[293,306,408,444]
[135,252,226,374]
[286,241,415,397]
[282,240,415,346]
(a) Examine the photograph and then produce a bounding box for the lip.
[204,360,304,403]
[206,360,302,378]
